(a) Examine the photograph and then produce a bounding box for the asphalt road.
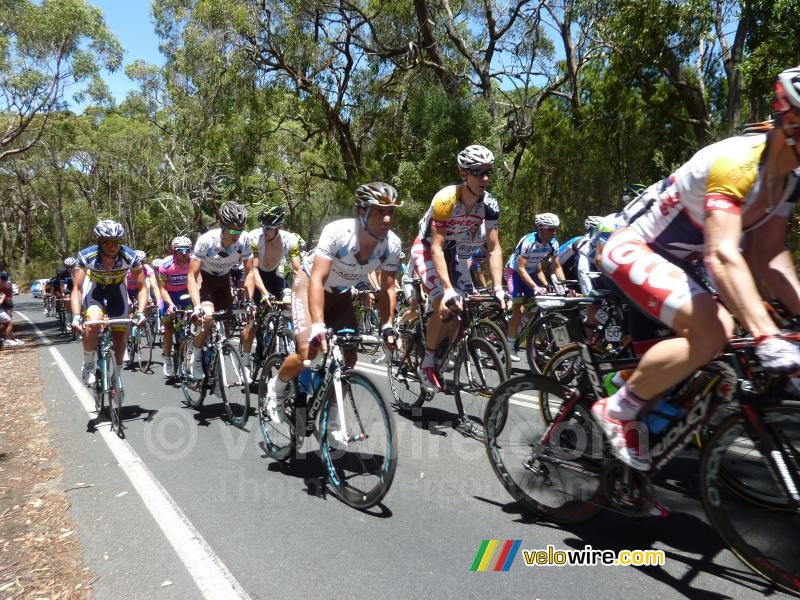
[8,294,791,600]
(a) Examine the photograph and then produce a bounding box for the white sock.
[273,375,289,395]
[606,384,645,420]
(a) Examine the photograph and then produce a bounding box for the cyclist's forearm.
[308,277,325,324]
[136,287,148,315]
[762,249,800,315]
[187,275,201,307]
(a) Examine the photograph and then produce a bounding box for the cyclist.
[411,144,507,393]
[593,66,800,471]
[559,216,603,281]
[505,213,565,360]
[126,251,158,308]
[158,236,193,377]
[242,206,304,371]
[0,271,22,346]
[264,182,403,423]
[187,201,254,380]
[71,220,147,386]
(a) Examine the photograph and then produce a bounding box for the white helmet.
[535,213,560,228]
[135,250,147,262]
[457,144,495,169]
[774,66,800,113]
[584,215,603,232]
[151,258,163,269]
[171,235,192,249]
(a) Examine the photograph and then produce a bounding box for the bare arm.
[485,227,504,292]
[70,269,86,316]
[242,257,256,302]
[308,256,332,325]
[429,227,453,292]
[248,254,269,299]
[187,259,203,308]
[704,210,778,338]
[378,269,397,328]
[743,216,800,315]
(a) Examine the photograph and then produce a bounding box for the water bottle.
[643,394,685,434]
[298,369,313,394]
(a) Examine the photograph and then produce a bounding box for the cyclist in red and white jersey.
[411,144,508,393]
[158,236,193,377]
[593,66,800,471]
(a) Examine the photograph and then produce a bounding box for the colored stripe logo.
[470,540,521,571]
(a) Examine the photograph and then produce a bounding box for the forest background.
[1,0,799,280]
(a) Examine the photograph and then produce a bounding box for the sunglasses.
[100,238,122,245]
[540,227,557,232]
[174,247,191,254]
[261,225,279,232]
[466,168,493,178]
[224,228,243,236]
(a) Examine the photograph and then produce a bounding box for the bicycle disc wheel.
[218,343,250,428]
[484,374,605,523]
[135,324,154,372]
[179,335,206,409]
[700,403,800,597]
[525,313,565,374]
[475,319,512,376]
[454,337,506,440]
[257,353,296,461]
[320,370,397,509]
[387,329,428,413]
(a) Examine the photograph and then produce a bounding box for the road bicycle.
[257,329,397,509]
[126,313,154,372]
[484,295,800,597]
[242,300,295,381]
[85,317,135,438]
[179,310,251,428]
[387,284,506,440]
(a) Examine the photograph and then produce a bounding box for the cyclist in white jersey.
[593,66,800,471]
[264,182,403,423]
[187,201,254,380]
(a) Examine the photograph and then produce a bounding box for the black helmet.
[219,201,248,229]
[259,205,285,228]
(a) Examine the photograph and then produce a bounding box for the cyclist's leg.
[413,239,458,369]
[507,272,534,338]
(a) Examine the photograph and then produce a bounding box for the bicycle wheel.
[275,326,296,357]
[179,335,206,409]
[525,313,566,374]
[257,353,296,461]
[540,344,589,424]
[700,403,800,597]
[387,328,428,413]
[320,370,397,509]
[454,337,506,440]
[135,323,154,372]
[474,319,512,376]
[106,354,124,437]
[93,365,104,414]
[484,374,605,523]
[360,309,381,355]
[218,343,250,428]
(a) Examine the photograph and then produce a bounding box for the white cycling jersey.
[248,228,304,273]
[305,219,402,293]
[629,134,800,258]
[191,228,252,276]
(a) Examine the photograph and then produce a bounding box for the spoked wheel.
[453,337,506,440]
[107,357,124,438]
[484,375,605,522]
[359,309,381,355]
[93,367,104,414]
[320,370,397,510]
[526,313,566,374]
[135,324,154,372]
[218,343,250,428]
[700,403,800,597]
[179,335,206,409]
[275,327,296,357]
[257,353,296,461]
[475,318,512,376]
[540,344,592,424]
[387,329,428,413]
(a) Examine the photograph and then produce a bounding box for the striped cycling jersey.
[418,184,499,248]
[77,245,142,285]
[191,229,252,276]
[506,232,559,273]
[158,255,190,292]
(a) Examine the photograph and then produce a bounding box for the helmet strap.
[358,206,385,241]
[464,181,484,200]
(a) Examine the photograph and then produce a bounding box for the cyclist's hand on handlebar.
[135,311,147,327]
[71,315,83,335]
[440,288,462,319]
[494,287,511,310]
[310,322,328,355]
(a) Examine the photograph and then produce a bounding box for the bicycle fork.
[330,367,365,446]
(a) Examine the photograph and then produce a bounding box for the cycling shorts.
[81,280,129,320]
[600,226,707,328]
[509,270,540,303]
[199,270,233,311]
[410,237,474,299]
[0,310,10,323]
[160,290,192,317]
[253,268,287,303]
[291,270,357,347]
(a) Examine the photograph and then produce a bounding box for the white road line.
[17,311,252,600]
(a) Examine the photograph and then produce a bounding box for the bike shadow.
[186,400,257,431]
[86,404,159,433]
[258,441,393,518]
[392,403,483,440]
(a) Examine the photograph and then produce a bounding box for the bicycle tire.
[257,353,295,461]
[359,309,381,355]
[218,343,250,428]
[525,313,566,374]
[387,328,428,413]
[474,319,512,376]
[540,344,595,424]
[454,337,506,440]
[320,370,397,509]
[93,366,104,414]
[179,335,206,409]
[699,403,800,597]
[275,326,296,357]
[107,354,124,437]
[136,323,154,372]
[484,374,605,523]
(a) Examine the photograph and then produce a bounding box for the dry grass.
[0,343,94,599]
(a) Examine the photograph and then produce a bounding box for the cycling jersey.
[506,232,559,273]
[418,184,499,247]
[249,228,304,273]
[77,245,142,285]
[310,218,402,293]
[629,134,800,259]
[158,256,190,292]
[191,229,252,276]
[126,263,155,291]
